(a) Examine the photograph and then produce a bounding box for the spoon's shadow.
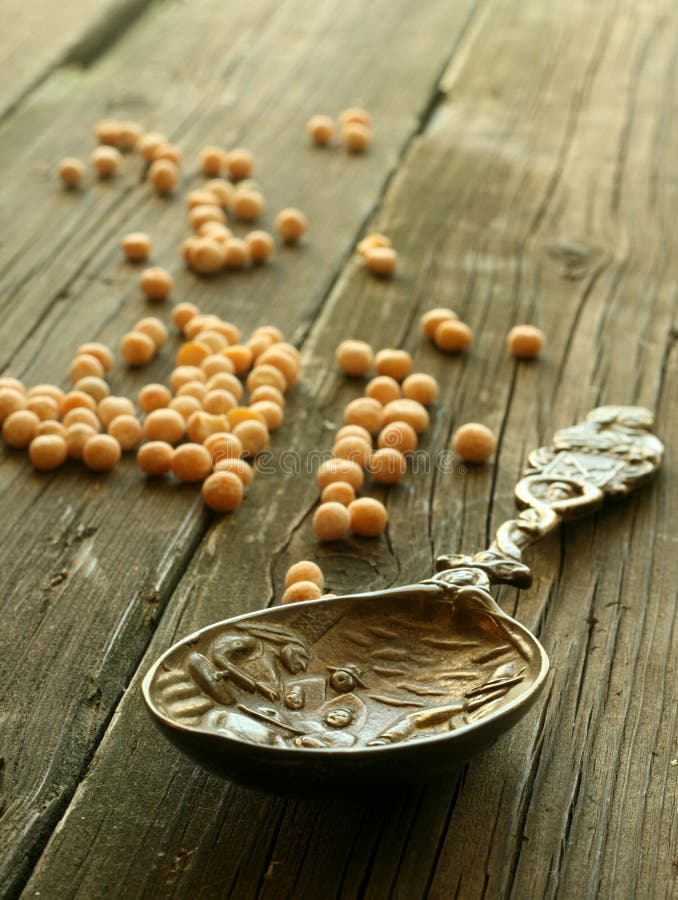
[143,585,547,793]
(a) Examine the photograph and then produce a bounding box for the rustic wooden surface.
[0,0,676,898]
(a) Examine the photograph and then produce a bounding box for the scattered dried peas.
[120,331,156,366]
[285,560,324,590]
[339,107,372,128]
[0,388,26,422]
[82,434,121,471]
[231,187,265,222]
[313,502,351,541]
[343,397,383,435]
[144,408,186,444]
[507,325,544,359]
[223,345,253,375]
[58,157,85,188]
[205,179,234,206]
[140,267,173,301]
[378,421,418,454]
[333,436,372,468]
[35,421,68,439]
[364,246,397,276]
[402,373,439,406]
[29,435,68,470]
[63,407,100,430]
[249,384,285,407]
[213,457,254,486]
[222,238,251,269]
[201,354,235,378]
[117,121,142,152]
[94,119,120,145]
[452,423,496,463]
[134,317,168,349]
[107,414,143,450]
[382,398,429,433]
[336,339,373,376]
[275,208,307,243]
[27,384,64,403]
[25,395,59,421]
[250,400,284,431]
[169,395,202,421]
[171,443,212,482]
[207,372,243,400]
[138,132,167,161]
[257,347,298,387]
[374,349,412,381]
[316,458,364,492]
[171,303,199,331]
[199,146,227,177]
[320,481,356,506]
[245,230,274,263]
[69,353,104,382]
[66,423,97,459]
[187,411,230,443]
[137,441,174,476]
[341,122,371,154]
[368,447,406,484]
[365,375,401,405]
[232,419,269,456]
[434,320,472,352]
[246,364,287,394]
[201,470,244,512]
[74,377,110,403]
[121,232,152,263]
[76,342,114,372]
[357,233,391,257]
[420,307,458,339]
[91,146,121,177]
[148,159,179,194]
[189,204,225,231]
[282,581,323,604]
[176,380,207,403]
[203,389,237,416]
[0,377,25,393]
[349,497,388,537]
[335,424,372,444]
[3,410,39,447]
[152,143,182,165]
[98,396,134,427]
[307,115,335,146]
[176,341,210,367]
[61,390,97,415]
[204,432,242,462]
[227,148,254,181]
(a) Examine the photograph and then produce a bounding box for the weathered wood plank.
[0,0,481,895]
[20,0,677,897]
[0,0,153,122]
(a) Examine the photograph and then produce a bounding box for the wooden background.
[0,0,676,897]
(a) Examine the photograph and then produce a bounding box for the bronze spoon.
[142,406,663,793]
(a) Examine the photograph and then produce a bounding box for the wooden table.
[1,1,675,897]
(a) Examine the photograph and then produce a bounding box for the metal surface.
[142,406,663,791]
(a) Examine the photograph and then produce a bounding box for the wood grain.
[0,0,481,896]
[6,0,678,897]
[0,0,153,122]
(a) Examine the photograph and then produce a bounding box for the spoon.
[143,405,663,793]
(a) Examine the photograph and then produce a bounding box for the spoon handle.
[434,406,663,592]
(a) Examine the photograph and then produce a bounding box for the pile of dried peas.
[34,109,545,599]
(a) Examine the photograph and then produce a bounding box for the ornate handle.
[432,406,663,596]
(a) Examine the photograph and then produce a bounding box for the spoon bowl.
[143,582,548,792]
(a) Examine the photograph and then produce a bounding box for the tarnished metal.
[143,406,663,791]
